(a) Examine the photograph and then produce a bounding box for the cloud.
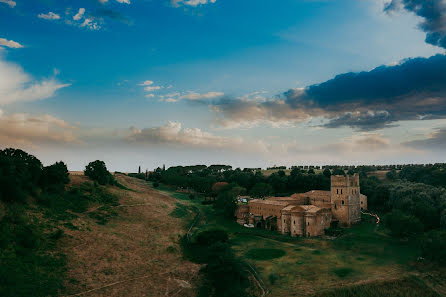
[128,121,243,149]
[0,111,78,147]
[139,80,153,86]
[73,8,85,21]
[38,12,61,20]
[171,0,216,7]
[81,18,101,30]
[0,38,23,49]
[179,91,224,101]
[0,57,70,105]
[211,54,446,130]
[99,0,131,4]
[404,128,446,151]
[144,86,162,92]
[385,0,446,49]
[0,0,15,8]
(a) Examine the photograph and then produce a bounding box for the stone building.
[236,174,367,237]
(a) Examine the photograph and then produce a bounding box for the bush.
[153,182,160,188]
[84,160,115,185]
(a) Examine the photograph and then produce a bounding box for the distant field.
[154,182,446,297]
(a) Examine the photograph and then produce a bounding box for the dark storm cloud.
[211,55,446,130]
[385,0,446,48]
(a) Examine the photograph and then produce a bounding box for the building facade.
[236,174,367,237]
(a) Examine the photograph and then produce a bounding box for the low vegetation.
[0,148,121,297]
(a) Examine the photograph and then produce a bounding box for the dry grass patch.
[61,175,200,297]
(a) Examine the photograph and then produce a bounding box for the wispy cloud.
[171,0,216,7]
[0,0,16,8]
[38,12,61,20]
[0,38,23,49]
[0,111,78,147]
[0,57,70,105]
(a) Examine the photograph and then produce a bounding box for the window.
[307,222,310,226]
[341,189,343,194]
[337,189,339,194]
[335,204,337,209]
[342,200,344,205]
[361,201,363,204]
[294,220,295,225]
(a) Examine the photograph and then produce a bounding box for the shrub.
[422,230,446,264]
[153,182,160,188]
[195,229,228,246]
[245,248,286,260]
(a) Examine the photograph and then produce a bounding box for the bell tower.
[330,173,361,227]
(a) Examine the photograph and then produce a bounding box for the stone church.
[235,174,367,237]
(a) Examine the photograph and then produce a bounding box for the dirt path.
[61,175,200,297]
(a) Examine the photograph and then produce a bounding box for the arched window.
[342,200,344,205]
[294,220,295,225]
[307,222,310,226]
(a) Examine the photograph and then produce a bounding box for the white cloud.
[38,12,61,20]
[179,91,224,101]
[99,0,131,4]
[128,121,243,149]
[0,57,70,105]
[145,94,155,98]
[139,80,154,86]
[172,0,216,7]
[73,8,85,21]
[0,38,23,49]
[144,85,162,92]
[0,0,16,8]
[81,18,100,30]
[0,111,78,147]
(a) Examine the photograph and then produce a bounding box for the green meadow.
[154,183,443,297]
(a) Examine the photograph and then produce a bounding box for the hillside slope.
[61,174,200,297]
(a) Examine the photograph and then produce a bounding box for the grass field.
[153,182,445,297]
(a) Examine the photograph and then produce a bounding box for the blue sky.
[1,0,445,171]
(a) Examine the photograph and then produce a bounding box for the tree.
[386,169,397,181]
[249,183,273,198]
[323,168,332,178]
[40,161,69,192]
[332,168,345,176]
[0,148,43,203]
[84,160,114,185]
[384,210,424,237]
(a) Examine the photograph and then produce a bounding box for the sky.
[0,0,446,171]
